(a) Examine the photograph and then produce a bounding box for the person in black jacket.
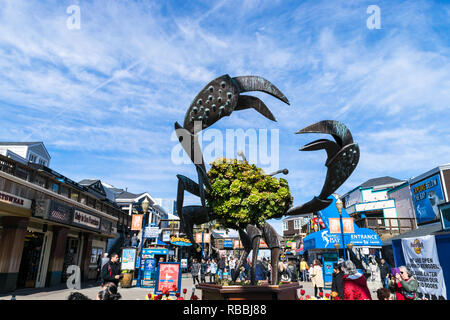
[101,253,122,286]
[379,259,390,289]
[331,263,344,300]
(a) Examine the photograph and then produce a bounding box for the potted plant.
[120,269,133,288]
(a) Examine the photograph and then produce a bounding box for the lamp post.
[136,198,149,288]
[335,197,347,260]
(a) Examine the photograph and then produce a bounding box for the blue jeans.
[302,270,308,281]
[382,277,389,288]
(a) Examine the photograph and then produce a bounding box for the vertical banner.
[131,214,144,231]
[401,235,447,300]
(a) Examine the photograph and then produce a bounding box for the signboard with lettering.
[144,227,160,238]
[154,262,181,295]
[162,230,171,242]
[195,233,210,243]
[121,248,137,270]
[170,236,192,246]
[72,210,100,230]
[411,174,445,226]
[0,191,32,209]
[48,200,72,225]
[223,240,233,248]
[131,214,144,231]
[100,219,113,235]
[330,218,355,234]
[401,235,447,300]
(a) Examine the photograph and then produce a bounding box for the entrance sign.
[154,262,182,295]
[121,248,137,270]
[401,235,447,300]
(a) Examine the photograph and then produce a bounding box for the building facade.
[342,176,416,240]
[0,155,130,293]
[0,142,51,167]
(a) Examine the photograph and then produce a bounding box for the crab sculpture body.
[174,75,360,285]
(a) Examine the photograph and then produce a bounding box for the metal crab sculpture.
[174,74,360,285]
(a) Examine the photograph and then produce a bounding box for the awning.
[156,239,169,246]
[299,195,382,252]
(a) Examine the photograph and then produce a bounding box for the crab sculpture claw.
[183,74,290,133]
[284,120,360,216]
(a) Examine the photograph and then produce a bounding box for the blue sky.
[1,0,449,234]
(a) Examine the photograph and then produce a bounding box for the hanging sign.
[170,236,192,246]
[401,235,447,300]
[131,214,144,231]
[144,226,160,238]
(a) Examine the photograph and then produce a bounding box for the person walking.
[255,258,267,281]
[218,256,226,280]
[131,233,139,247]
[379,259,390,289]
[209,259,217,282]
[190,259,201,285]
[200,258,208,283]
[310,259,324,298]
[331,263,344,300]
[101,253,122,287]
[229,256,237,280]
[96,254,103,282]
[342,260,372,300]
[300,258,308,282]
[389,266,419,300]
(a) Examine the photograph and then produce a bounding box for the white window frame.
[282,221,288,231]
[294,219,300,230]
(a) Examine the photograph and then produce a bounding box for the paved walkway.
[0,275,380,300]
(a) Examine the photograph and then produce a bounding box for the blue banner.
[411,173,445,225]
[223,240,233,248]
[142,248,169,255]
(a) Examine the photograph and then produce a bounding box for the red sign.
[155,263,181,294]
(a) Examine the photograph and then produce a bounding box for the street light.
[136,197,149,288]
[335,196,347,260]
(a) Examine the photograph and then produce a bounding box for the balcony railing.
[354,217,417,237]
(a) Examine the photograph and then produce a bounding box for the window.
[52,183,59,193]
[70,191,79,202]
[28,154,37,163]
[80,195,87,205]
[282,221,288,231]
[294,219,301,230]
[60,186,69,197]
[39,159,46,166]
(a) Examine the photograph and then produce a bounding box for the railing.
[354,217,417,236]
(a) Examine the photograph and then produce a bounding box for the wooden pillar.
[46,226,68,287]
[0,216,29,293]
[80,233,93,282]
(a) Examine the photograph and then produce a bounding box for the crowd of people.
[66,250,422,301]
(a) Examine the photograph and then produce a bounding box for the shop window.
[80,195,87,205]
[0,176,6,191]
[90,247,104,265]
[52,183,59,193]
[60,186,69,198]
[70,191,79,202]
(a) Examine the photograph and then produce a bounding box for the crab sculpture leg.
[174,75,289,260]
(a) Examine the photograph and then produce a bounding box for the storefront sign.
[162,230,171,242]
[181,259,188,269]
[144,226,160,238]
[72,210,100,230]
[121,248,137,270]
[48,200,72,225]
[170,236,192,246]
[100,219,113,235]
[401,235,447,300]
[223,240,233,248]
[33,199,51,218]
[154,262,181,295]
[142,248,169,256]
[131,214,144,231]
[355,199,395,212]
[0,191,32,209]
[411,174,445,225]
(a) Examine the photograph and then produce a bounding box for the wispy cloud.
[1,0,449,235]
